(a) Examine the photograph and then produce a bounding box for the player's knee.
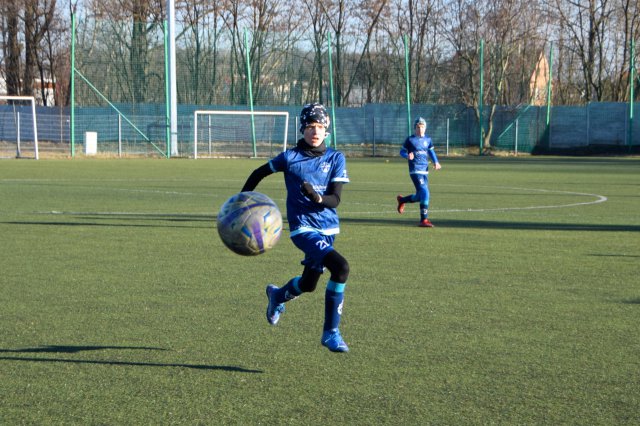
[298,278,318,293]
[298,268,321,293]
[326,252,349,283]
[333,259,349,283]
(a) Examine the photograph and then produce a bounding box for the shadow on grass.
[621,298,640,304]
[340,217,640,232]
[589,253,640,258]
[1,212,215,229]
[2,220,209,229]
[0,345,262,373]
[4,214,640,233]
[0,345,167,353]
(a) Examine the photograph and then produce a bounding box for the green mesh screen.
[69,18,639,158]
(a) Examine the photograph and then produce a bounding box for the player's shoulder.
[281,146,302,158]
[408,134,421,144]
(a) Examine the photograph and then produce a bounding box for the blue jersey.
[400,134,439,175]
[269,147,349,236]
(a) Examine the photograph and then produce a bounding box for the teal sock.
[275,276,301,304]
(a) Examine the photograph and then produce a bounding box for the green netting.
[74,18,168,156]
[69,17,640,158]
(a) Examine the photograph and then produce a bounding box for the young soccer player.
[241,103,351,352]
[396,116,442,227]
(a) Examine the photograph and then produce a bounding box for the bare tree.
[0,0,64,103]
[550,0,614,102]
[611,0,640,101]
[82,0,164,104]
[317,0,351,106]
[326,0,389,106]
[179,1,223,104]
[442,0,541,152]
[394,0,446,103]
[5,0,637,110]
[302,0,330,103]
[30,0,62,106]
[245,0,294,106]
[1,0,23,95]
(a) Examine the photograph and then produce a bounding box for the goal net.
[193,110,289,158]
[0,96,39,159]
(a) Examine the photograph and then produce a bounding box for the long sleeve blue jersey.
[400,134,439,175]
[269,147,349,236]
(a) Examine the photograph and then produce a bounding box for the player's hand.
[301,182,322,203]
[408,152,414,160]
[434,162,442,170]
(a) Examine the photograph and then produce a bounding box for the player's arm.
[401,141,416,161]
[400,137,415,160]
[427,141,441,170]
[301,181,343,208]
[242,163,273,192]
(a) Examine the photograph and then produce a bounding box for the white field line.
[1,181,607,216]
[345,185,608,215]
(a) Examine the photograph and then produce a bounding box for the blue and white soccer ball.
[217,191,282,256]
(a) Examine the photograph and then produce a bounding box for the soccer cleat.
[266,285,285,325]
[321,329,349,352]
[396,195,405,214]
[418,219,434,228]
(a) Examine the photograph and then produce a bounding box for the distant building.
[0,76,56,106]
[530,52,550,106]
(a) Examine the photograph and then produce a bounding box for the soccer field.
[0,156,638,424]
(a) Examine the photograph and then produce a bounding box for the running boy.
[241,103,351,352]
[396,116,442,227]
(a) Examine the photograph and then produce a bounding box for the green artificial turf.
[0,156,638,424]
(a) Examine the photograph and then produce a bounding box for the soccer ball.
[217,191,283,256]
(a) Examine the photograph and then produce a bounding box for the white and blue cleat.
[321,328,349,352]
[266,285,285,325]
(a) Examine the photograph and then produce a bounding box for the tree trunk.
[5,2,22,95]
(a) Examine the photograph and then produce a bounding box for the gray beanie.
[414,116,427,127]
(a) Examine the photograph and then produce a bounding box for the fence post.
[244,29,257,158]
[404,35,412,135]
[629,39,635,152]
[118,114,122,157]
[479,39,484,156]
[327,32,337,147]
[545,43,554,149]
[446,118,450,156]
[515,119,519,156]
[372,116,376,157]
[70,13,76,157]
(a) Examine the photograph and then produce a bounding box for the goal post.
[193,110,289,159]
[0,96,39,159]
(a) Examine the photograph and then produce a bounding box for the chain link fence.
[2,18,638,158]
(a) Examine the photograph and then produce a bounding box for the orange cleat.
[396,195,405,214]
[418,219,434,228]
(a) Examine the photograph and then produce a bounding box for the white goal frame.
[193,110,289,159]
[0,95,39,159]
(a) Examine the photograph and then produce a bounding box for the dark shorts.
[291,232,336,273]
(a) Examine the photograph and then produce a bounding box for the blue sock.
[275,276,301,304]
[324,280,346,331]
[402,195,415,204]
[420,204,428,220]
